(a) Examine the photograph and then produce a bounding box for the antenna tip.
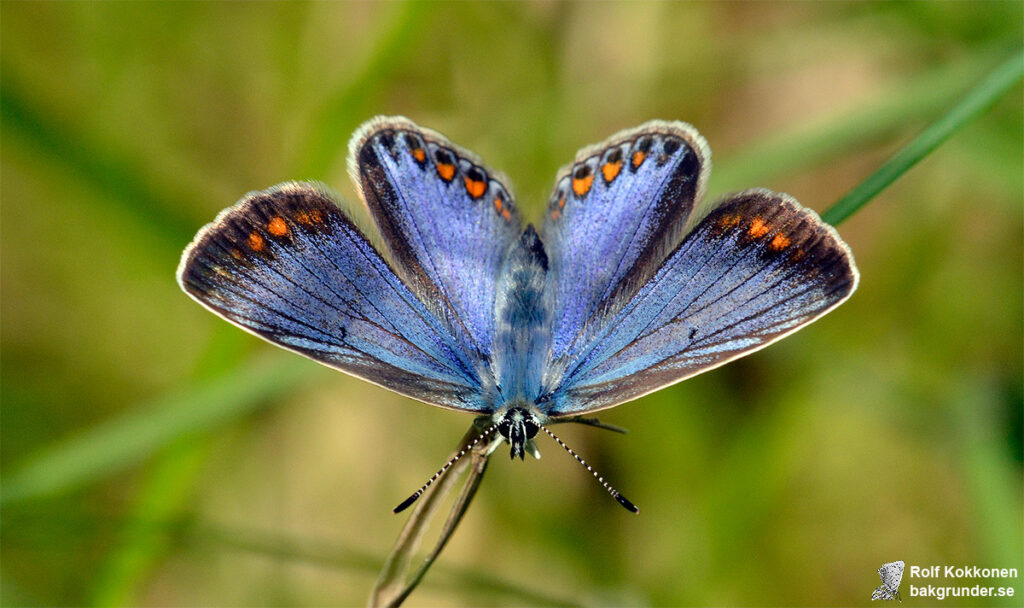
[616,494,640,514]
[393,493,419,513]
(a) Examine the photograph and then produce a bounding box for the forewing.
[177,182,489,413]
[350,116,523,360]
[540,121,710,379]
[545,190,858,415]
[880,561,905,590]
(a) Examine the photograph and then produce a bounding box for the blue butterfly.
[177,116,858,513]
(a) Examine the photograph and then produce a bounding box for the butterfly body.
[492,225,552,409]
[178,116,858,507]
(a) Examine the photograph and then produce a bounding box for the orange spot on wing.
[717,214,741,230]
[436,163,455,182]
[493,194,512,220]
[551,209,561,220]
[770,234,791,250]
[230,248,244,260]
[412,148,426,162]
[558,196,565,209]
[248,231,264,251]
[632,150,647,168]
[748,218,770,238]
[602,160,623,184]
[464,176,486,199]
[572,174,594,196]
[267,216,288,236]
[294,209,323,225]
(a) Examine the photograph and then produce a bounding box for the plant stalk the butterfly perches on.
[365,50,1023,607]
[370,415,626,608]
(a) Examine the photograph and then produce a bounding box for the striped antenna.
[393,422,500,513]
[541,426,639,514]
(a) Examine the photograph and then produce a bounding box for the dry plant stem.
[369,415,623,606]
[369,421,492,608]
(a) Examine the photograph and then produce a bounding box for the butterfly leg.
[553,415,629,434]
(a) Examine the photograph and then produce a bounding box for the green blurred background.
[2,2,1021,606]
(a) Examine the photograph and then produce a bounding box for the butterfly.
[177,116,858,513]
[871,560,905,602]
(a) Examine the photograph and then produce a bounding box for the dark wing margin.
[177,182,490,413]
[545,189,858,415]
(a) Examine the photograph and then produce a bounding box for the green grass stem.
[1,356,315,506]
[823,49,1024,225]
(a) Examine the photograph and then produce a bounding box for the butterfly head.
[495,406,544,460]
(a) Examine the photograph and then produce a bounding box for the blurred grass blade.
[1,355,315,506]
[0,71,198,250]
[948,380,1023,577]
[710,47,1010,196]
[89,438,214,607]
[189,521,576,605]
[823,49,1024,225]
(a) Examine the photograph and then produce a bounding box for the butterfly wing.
[350,116,523,362]
[544,189,858,415]
[177,182,490,413]
[880,561,905,591]
[540,121,710,388]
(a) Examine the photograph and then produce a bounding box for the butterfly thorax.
[494,406,544,460]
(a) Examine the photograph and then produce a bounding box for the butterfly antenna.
[393,422,500,513]
[540,426,639,514]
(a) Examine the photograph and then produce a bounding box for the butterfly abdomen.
[491,226,553,403]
